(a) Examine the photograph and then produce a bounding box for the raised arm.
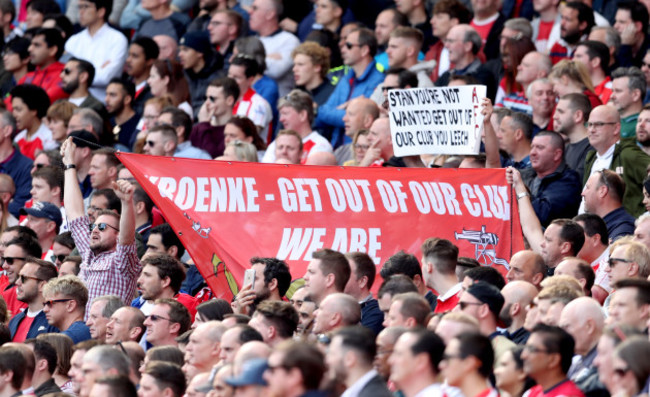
[113,179,136,246]
[506,166,543,252]
[481,98,501,169]
[61,137,86,220]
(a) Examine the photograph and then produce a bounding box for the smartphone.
[243,269,256,288]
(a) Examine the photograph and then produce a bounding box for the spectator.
[105,78,139,152]
[637,105,650,156]
[185,321,226,373]
[469,0,504,60]
[264,341,325,397]
[42,275,91,343]
[582,170,636,241]
[312,292,361,334]
[2,236,42,317]
[548,2,594,64]
[573,214,611,300]
[45,101,76,146]
[147,59,192,116]
[125,37,159,116]
[441,332,498,397]
[0,346,27,397]
[178,31,224,118]
[573,41,612,104]
[264,89,332,164]
[11,84,55,160]
[608,277,650,329]
[426,0,471,81]
[0,38,31,98]
[60,59,107,120]
[384,292,430,328]
[505,250,546,288]
[64,0,127,102]
[343,252,384,335]
[19,28,67,103]
[292,42,334,106]
[613,1,650,69]
[303,248,350,305]
[500,280,539,344]
[584,105,650,217]
[207,10,243,71]
[85,295,124,343]
[79,345,131,397]
[553,93,593,181]
[9,257,58,341]
[105,306,145,344]
[248,0,300,96]
[142,298,191,347]
[610,67,646,138]
[21,201,62,257]
[531,0,561,52]
[133,0,190,42]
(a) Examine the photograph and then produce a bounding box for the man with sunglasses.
[521,324,584,397]
[60,58,108,119]
[191,77,237,159]
[1,236,42,320]
[42,275,92,343]
[62,137,142,316]
[8,257,58,342]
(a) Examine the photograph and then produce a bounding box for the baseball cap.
[466,281,505,318]
[20,201,62,228]
[69,130,99,149]
[224,359,268,387]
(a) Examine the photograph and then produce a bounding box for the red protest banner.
[117,153,524,301]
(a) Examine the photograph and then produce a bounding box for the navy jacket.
[9,310,59,340]
[521,163,582,228]
[360,298,384,336]
[603,207,635,242]
[0,149,32,218]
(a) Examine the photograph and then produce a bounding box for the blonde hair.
[610,237,650,278]
[43,275,89,314]
[548,59,594,92]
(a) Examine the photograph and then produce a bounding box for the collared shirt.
[342,369,379,397]
[70,216,141,317]
[591,143,616,175]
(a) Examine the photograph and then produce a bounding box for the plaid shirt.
[70,216,141,316]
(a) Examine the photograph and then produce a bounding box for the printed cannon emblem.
[454,225,510,270]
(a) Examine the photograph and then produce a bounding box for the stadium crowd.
[0,0,647,396]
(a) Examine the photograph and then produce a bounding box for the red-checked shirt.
[70,216,141,317]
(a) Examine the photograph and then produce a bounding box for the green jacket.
[584,138,650,217]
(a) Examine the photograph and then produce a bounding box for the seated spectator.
[192,78,238,159]
[125,37,159,116]
[263,90,332,164]
[573,41,612,104]
[157,107,211,160]
[11,84,55,160]
[105,78,139,152]
[0,38,31,98]
[60,59,108,121]
[220,140,259,162]
[178,31,223,118]
[426,0,472,82]
[147,59,192,117]
[292,41,335,106]
[45,101,76,146]
[134,0,191,42]
[42,275,92,343]
[18,28,68,103]
[610,67,646,138]
[582,170,636,241]
[553,93,592,181]
[547,2,594,65]
[548,60,602,126]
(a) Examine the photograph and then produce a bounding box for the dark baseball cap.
[466,281,505,318]
[20,201,62,228]
[69,130,99,148]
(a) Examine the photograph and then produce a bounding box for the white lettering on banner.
[276,228,383,264]
[145,175,508,220]
[148,176,260,212]
[388,85,486,156]
[277,178,323,212]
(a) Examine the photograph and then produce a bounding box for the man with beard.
[500,280,538,344]
[553,93,592,181]
[105,78,139,151]
[326,326,392,397]
[133,253,198,318]
[62,138,142,313]
[518,131,582,227]
[548,2,594,65]
[232,257,292,315]
[636,105,650,156]
[8,258,58,341]
[60,58,107,119]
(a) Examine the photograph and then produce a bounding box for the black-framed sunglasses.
[62,68,72,75]
[608,257,634,268]
[56,254,67,263]
[458,301,483,310]
[90,222,120,232]
[345,42,361,49]
[146,314,173,322]
[1,256,26,265]
[208,95,217,102]
[44,298,73,308]
[145,140,156,147]
[19,274,43,283]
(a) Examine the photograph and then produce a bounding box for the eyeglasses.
[345,42,361,49]
[266,364,288,373]
[523,345,550,354]
[34,163,47,169]
[442,353,463,361]
[44,298,73,307]
[146,314,173,322]
[613,367,630,376]
[90,222,120,232]
[586,121,617,129]
[608,257,634,268]
[354,144,369,151]
[382,86,398,92]
[376,349,393,356]
[208,95,218,102]
[19,274,43,283]
[62,68,72,75]
[145,140,157,147]
[2,256,26,265]
[56,254,67,263]
[458,301,483,310]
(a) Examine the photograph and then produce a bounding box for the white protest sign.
[388,85,486,156]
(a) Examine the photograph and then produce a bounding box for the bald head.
[501,280,538,306]
[233,341,271,374]
[305,151,338,166]
[368,118,393,160]
[559,297,605,355]
[506,250,546,287]
[588,105,621,153]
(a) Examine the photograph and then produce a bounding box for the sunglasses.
[19,274,43,283]
[145,140,156,147]
[44,298,73,308]
[2,256,26,265]
[62,68,72,75]
[608,257,634,268]
[345,42,361,50]
[458,301,483,310]
[89,222,120,232]
[146,314,173,322]
[56,254,67,263]
[208,95,217,102]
